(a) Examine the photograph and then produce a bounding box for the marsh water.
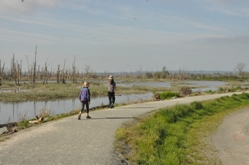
[0,80,237,125]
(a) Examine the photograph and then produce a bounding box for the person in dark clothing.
[108,75,116,108]
[78,81,91,120]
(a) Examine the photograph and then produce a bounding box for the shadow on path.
[80,117,134,120]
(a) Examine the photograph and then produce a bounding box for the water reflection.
[118,82,171,87]
[181,81,226,92]
[0,93,153,124]
[118,80,226,92]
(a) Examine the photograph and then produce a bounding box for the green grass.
[160,91,180,99]
[115,92,249,165]
[154,91,180,100]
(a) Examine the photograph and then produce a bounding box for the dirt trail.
[211,107,249,165]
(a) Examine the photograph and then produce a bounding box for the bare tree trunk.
[57,65,60,83]
[45,63,48,84]
[33,46,37,84]
[0,60,1,86]
[65,70,69,81]
[26,55,31,82]
[30,65,33,83]
[11,54,18,85]
[38,65,40,79]
[62,59,66,84]
[84,65,90,79]
[17,63,20,86]
[19,62,22,84]
[1,62,5,82]
[43,63,48,84]
[72,56,76,83]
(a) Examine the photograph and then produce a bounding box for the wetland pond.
[0,80,232,124]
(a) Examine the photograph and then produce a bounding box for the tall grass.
[115,93,249,165]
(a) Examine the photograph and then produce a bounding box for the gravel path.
[211,107,249,165]
[0,92,247,165]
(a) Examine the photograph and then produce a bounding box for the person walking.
[108,75,116,108]
[78,81,91,119]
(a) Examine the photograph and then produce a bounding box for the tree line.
[0,51,248,86]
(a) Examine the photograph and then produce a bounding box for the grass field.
[115,92,249,165]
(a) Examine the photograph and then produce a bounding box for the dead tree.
[26,55,31,81]
[72,56,76,83]
[0,60,3,86]
[234,62,246,78]
[0,61,5,77]
[43,62,48,84]
[19,60,22,80]
[32,46,37,84]
[9,55,21,85]
[57,65,60,83]
[11,54,18,85]
[61,59,66,84]
[17,63,20,86]
[84,65,90,78]
[0,60,2,86]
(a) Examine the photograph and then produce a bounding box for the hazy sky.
[0,0,249,73]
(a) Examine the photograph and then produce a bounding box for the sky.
[0,0,249,73]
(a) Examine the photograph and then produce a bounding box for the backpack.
[80,87,89,101]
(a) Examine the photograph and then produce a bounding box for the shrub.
[205,89,213,94]
[158,91,180,100]
[180,87,192,96]
[230,86,242,92]
[218,87,224,93]
[190,101,203,110]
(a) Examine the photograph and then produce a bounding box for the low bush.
[205,89,213,94]
[158,91,180,100]
[180,87,192,96]
[230,86,242,92]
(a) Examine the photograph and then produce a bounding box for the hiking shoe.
[111,103,114,108]
[78,115,81,120]
[86,116,91,119]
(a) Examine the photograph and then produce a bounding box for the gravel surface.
[211,107,249,165]
[0,92,247,165]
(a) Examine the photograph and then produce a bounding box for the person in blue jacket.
[78,81,91,120]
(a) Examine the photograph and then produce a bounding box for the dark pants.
[81,101,89,113]
[108,92,115,106]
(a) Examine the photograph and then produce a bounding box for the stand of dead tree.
[10,54,22,86]
[32,46,37,84]
[72,56,76,83]
[57,65,60,83]
[61,59,66,84]
[0,60,4,86]
[42,62,49,84]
